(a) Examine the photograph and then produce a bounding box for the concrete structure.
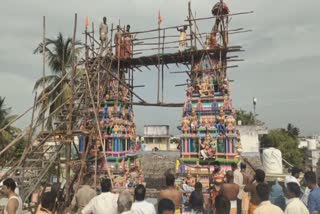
[307,149,320,172]
[301,137,320,171]
[238,125,268,154]
[299,137,319,149]
[237,125,268,170]
[143,125,170,151]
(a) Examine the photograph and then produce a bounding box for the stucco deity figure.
[183,99,192,116]
[181,118,190,134]
[186,86,194,98]
[223,96,231,110]
[200,134,215,160]
[196,99,203,111]
[199,79,209,97]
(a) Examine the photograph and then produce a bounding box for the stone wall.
[140,151,178,190]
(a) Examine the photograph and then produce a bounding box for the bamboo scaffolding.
[0,68,74,134]
[184,11,254,22]
[65,13,78,203]
[161,29,165,102]
[130,27,248,44]
[73,30,116,187]
[17,93,37,167]
[128,24,189,35]
[133,34,182,41]
[133,38,192,46]
[0,61,90,169]
[100,63,146,103]
[3,2,252,206]
[170,65,238,74]
[133,46,179,52]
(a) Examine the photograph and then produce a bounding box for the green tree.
[0,97,26,165]
[260,126,304,167]
[33,33,82,130]
[236,109,255,125]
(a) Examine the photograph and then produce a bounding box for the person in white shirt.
[284,167,300,187]
[131,184,156,214]
[284,182,308,214]
[231,162,244,214]
[117,190,132,214]
[82,178,118,214]
[254,183,284,214]
[177,26,188,52]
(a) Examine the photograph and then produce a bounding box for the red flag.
[158,10,163,26]
[85,16,90,30]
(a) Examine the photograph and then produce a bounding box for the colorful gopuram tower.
[101,74,136,159]
[180,2,242,164]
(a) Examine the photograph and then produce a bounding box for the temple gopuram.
[177,2,243,190]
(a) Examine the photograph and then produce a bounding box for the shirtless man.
[244,169,265,214]
[240,163,250,185]
[220,171,239,214]
[211,161,225,207]
[240,163,251,214]
[99,17,108,48]
[159,173,182,214]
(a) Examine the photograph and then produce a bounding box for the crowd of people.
[1,163,320,214]
[71,162,320,214]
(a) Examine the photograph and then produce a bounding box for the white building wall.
[144,125,169,136]
[238,126,261,153]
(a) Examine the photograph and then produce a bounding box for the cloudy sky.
[0,0,319,136]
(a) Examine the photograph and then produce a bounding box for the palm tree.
[0,97,23,165]
[33,33,82,130]
[287,123,300,138]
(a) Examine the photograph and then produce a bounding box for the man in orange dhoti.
[123,25,132,59]
[114,25,122,58]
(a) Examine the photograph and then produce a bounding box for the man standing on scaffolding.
[211,1,229,47]
[114,25,122,58]
[177,25,188,52]
[99,17,108,48]
[123,25,132,59]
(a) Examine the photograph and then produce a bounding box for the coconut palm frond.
[0,99,22,162]
[0,97,11,121]
[33,75,60,91]
[33,32,82,130]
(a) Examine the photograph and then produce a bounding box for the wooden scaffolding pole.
[66,13,77,203]
[41,16,46,131]
[157,20,160,103]
[17,92,37,167]
[161,29,165,103]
